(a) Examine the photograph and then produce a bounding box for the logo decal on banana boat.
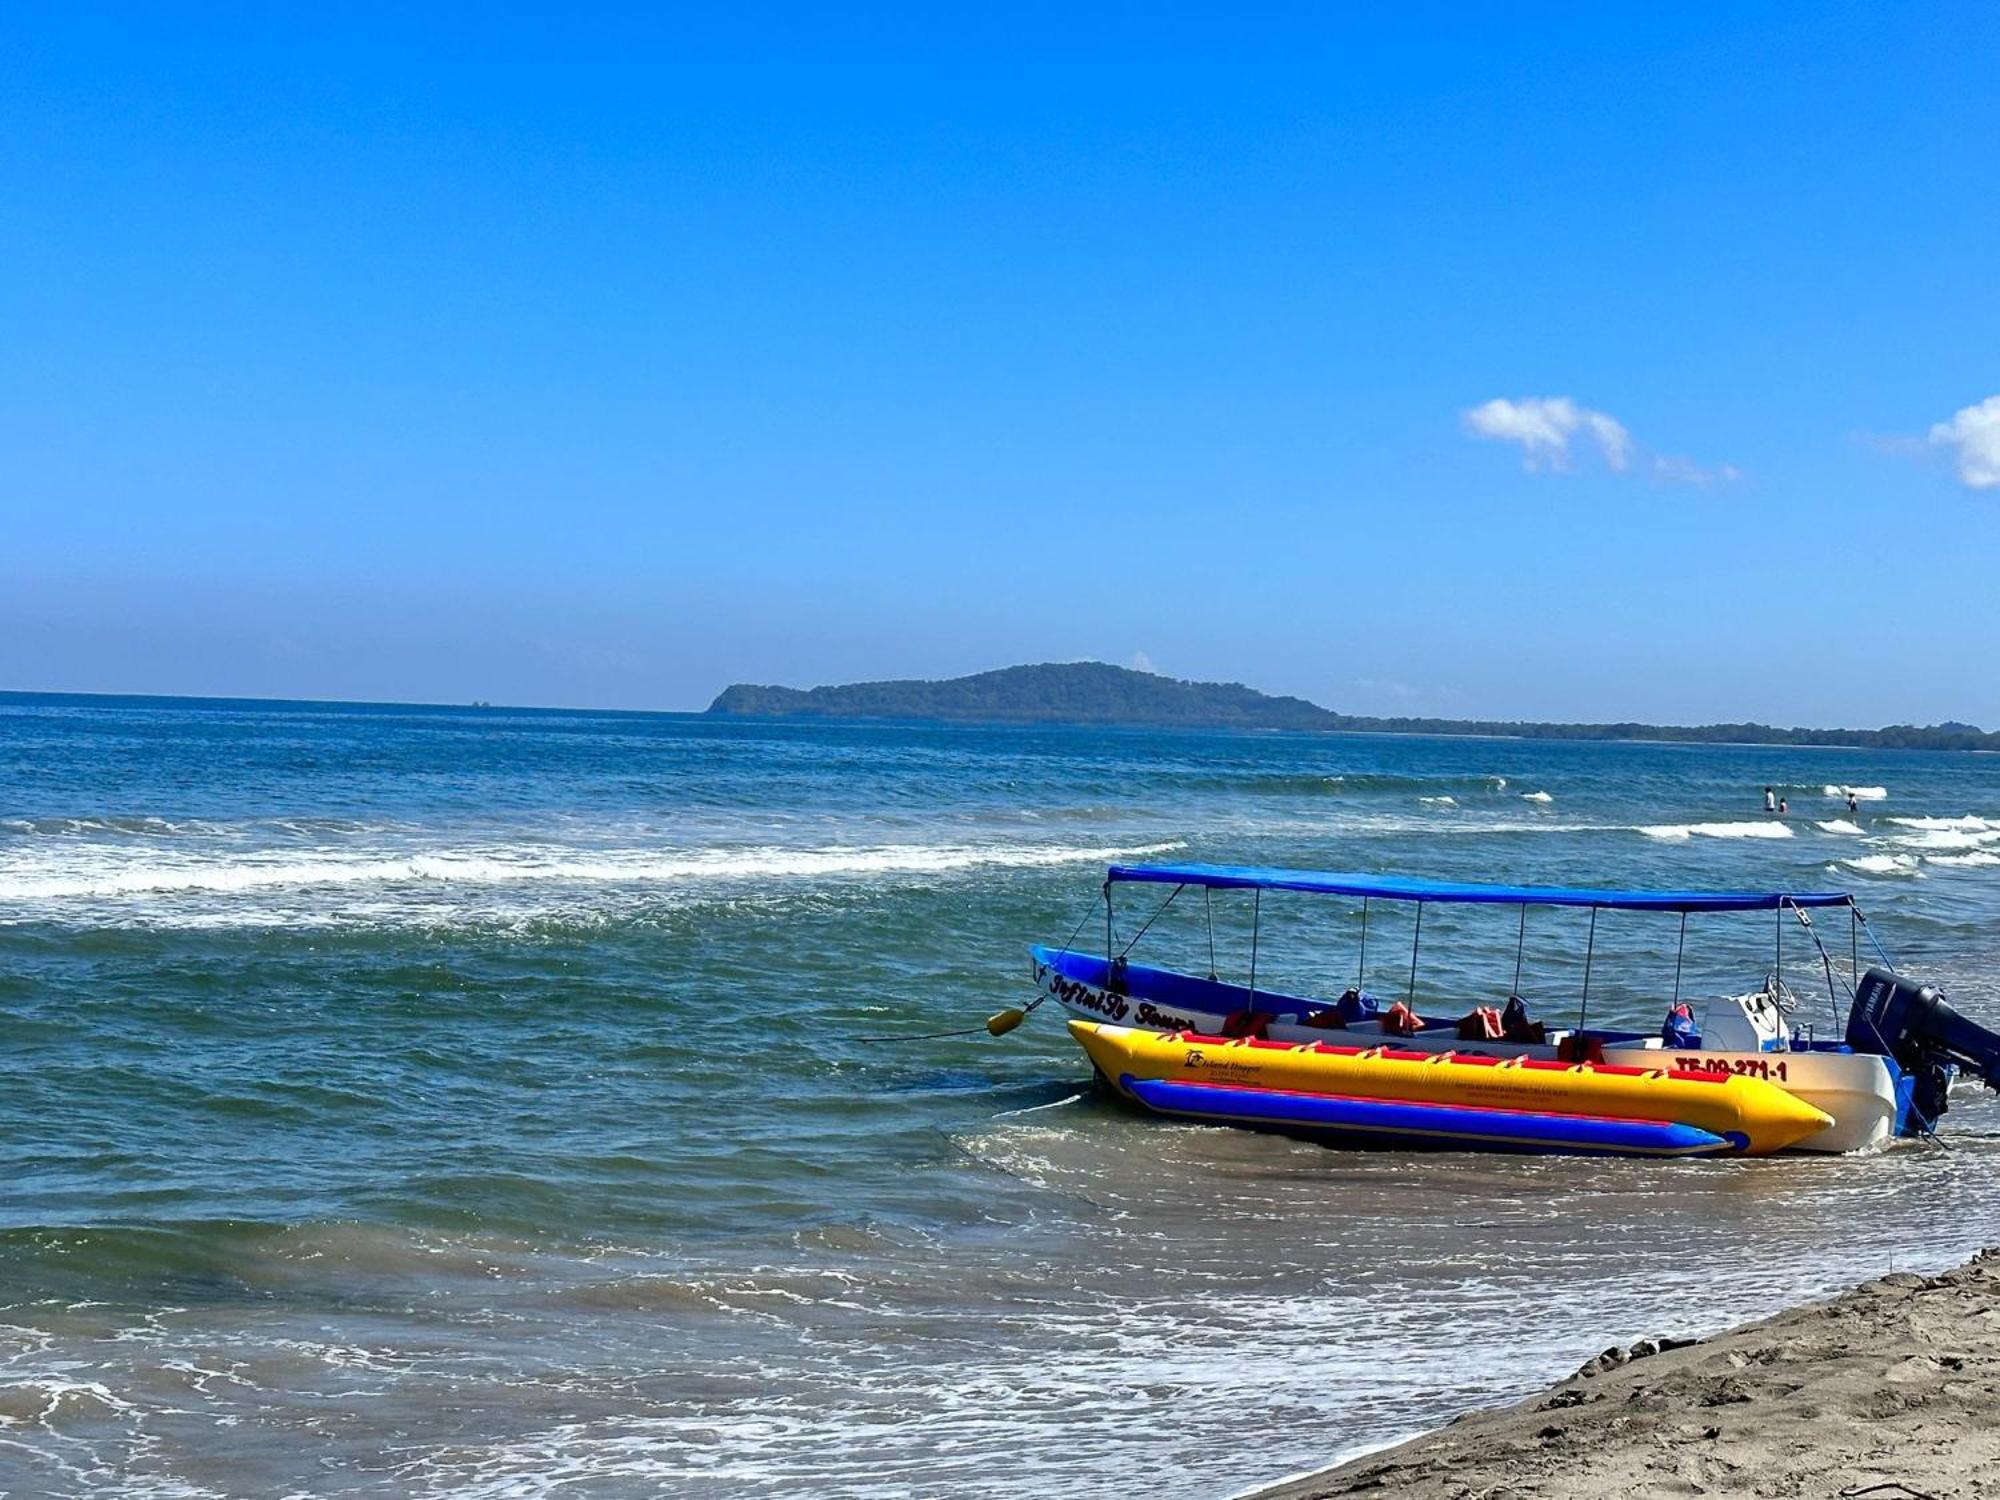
[1181,1047,1262,1084]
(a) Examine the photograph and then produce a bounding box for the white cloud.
[1581,409,1633,472]
[1462,397,1617,471]
[1929,395,2000,490]
[1464,395,1732,486]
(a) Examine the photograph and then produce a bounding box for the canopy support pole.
[1407,902,1423,1005]
[1775,901,1783,991]
[1104,881,1113,962]
[1854,906,1895,971]
[1512,905,1527,996]
[1577,907,1598,1034]
[1357,898,1369,989]
[1119,883,1183,958]
[1672,911,1687,1005]
[1248,888,1261,1004]
[1849,905,1858,986]
[1205,887,1217,980]
[1794,904,1841,1029]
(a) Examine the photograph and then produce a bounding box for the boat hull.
[1035,948,1898,1152]
[1068,1021,1834,1156]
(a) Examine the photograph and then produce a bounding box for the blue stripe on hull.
[1122,1077,1734,1157]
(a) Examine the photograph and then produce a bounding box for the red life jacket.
[1382,1001,1420,1036]
[1456,1005,1504,1040]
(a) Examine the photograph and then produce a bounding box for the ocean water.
[2,693,1998,1498]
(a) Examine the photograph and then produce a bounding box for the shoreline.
[1246,1247,2000,1500]
[7,690,1994,756]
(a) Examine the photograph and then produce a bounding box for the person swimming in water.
[1848,790,1860,816]
[1764,786,1777,813]
[1778,795,1789,816]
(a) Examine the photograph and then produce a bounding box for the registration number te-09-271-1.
[1673,1056,1790,1082]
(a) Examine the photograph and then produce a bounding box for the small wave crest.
[1816,819,1864,836]
[1838,853,1922,876]
[1823,785,1888,801]
[1520,791,1554,804]
[1221,771,1514,797]
[1895,828,2000,852]
[1638,821,1794,842]
[1876,816,2000,853]
[0,814,226,839]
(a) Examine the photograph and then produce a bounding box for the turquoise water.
[3,694,1998,1496]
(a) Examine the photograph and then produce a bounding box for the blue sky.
[4,4,1997,724]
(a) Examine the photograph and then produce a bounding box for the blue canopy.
[1104,862,1854,913]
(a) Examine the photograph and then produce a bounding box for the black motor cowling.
[1847,967,2000,1126]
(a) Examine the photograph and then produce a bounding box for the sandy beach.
[1251,1247,2000,1500]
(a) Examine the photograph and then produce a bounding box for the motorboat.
[1032,863,2000,1154]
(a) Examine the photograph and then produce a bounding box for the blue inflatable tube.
[1124,1076,1736,1157]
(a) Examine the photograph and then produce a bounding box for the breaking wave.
[1838,854,1922,876]
[1521,791,1554,804]
[1874,817,2000,854]
[1638,821,1794,842]
[1816,819,1864,836]
[0,840,1187,906]
[1822,785,1888,801]
[1894,828,2000,852]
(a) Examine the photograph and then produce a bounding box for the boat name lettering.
[1041,970,1130,1022]
[1133,1001,1198,1032]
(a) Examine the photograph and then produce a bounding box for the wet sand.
[1250,1247,2000,1500]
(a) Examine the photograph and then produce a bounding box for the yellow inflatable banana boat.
[1069,1020,1832,1157]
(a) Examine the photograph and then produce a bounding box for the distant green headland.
[705,662,1998,750]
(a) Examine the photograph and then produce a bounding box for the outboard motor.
[1847,967,2000,1128]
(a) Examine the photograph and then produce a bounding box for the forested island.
[704,662,1998,750]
